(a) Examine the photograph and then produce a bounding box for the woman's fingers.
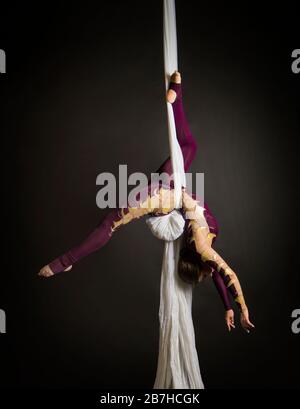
[244,316,255,328]
[225,315,230,331]
[226,317,235,331]
[240,309,255,333]
[248,319,255,328]
[241,317,255,333]
[225,309,235,332]
[241,320,249,332]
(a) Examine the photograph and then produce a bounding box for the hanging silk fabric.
[150,0,204,389]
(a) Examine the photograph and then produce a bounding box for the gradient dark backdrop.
[0,1,299,389]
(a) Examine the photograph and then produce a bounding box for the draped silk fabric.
[150,0,204,389]
[146,210,185,242]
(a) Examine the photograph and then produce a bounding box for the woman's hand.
[240,308,255,333]
[225,309,235,331]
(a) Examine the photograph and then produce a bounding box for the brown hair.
[177,226,212,285]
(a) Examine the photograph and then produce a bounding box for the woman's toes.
[38,265,54,277]
[166,89,177,103]
[64,265,72,272]
[171,71,181,84]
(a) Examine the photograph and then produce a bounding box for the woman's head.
[178,223,213,285]
[178,245,212,285]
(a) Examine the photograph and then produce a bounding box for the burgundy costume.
[49,82,232,311]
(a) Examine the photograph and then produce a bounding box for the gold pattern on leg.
[111,187,175,233]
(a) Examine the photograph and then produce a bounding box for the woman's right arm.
[191,224,254,332]
[193,224,247,311]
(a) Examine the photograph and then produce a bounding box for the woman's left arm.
[211,269,232,311]
[211,269,236,331]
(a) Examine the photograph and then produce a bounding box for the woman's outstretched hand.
[240,308,255,333]
[225,309,235,331]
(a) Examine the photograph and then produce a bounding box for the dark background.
[0,1,299,389]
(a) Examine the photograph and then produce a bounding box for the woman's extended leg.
[39,188,176,276]
[167,72,219,236]
[156,71,198,175]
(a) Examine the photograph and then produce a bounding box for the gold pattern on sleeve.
[224,267,234,277]
[207,232,216,245]
[192,222,248,312]
[199,250,211,263]
[226,278,236,288]
[235,295,247,310]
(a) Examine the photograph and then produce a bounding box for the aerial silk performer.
[39,0,254,389]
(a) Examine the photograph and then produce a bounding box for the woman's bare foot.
[38,265,54,277]
[38,264,72,277]
[166,71,181,103]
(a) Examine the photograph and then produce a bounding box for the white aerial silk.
[147,0,204,389]
[146,210,185,242]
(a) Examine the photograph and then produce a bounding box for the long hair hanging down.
[178,226,212,285]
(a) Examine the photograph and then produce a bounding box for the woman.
[39,71,254,333]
